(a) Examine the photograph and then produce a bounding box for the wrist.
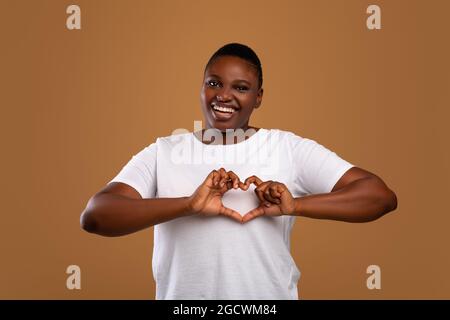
[183,196,197,216]
[292,197,304,216]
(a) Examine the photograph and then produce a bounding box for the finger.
[224,173,234,190]
[259,182,277,202]
[215,172,224,188]
[268,185,281,204]
[226,179,234,190]
[227,171,241,189]
[264,187,280,204]
[244,175,263,188]
[238,181,247,190]
[218,168,228,187]
[220,205,243,223]
[242,206,265,223]
[270,184,282,198]
[218,167,227,177]
[254,187,266,203]
[219,177,231,190]
[254,181,272,203]
[205,170,214,184]
[210,170,220,187]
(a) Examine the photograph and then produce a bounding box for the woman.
[80,43,397,300]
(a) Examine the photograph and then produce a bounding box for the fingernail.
[265,202,271,207]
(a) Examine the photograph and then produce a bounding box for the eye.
[236,86,249,92]
[207,80,219,87]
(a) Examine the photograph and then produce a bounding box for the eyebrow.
[208,74,252,85]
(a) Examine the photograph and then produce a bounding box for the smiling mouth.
[210,102,238,121]
[211,102,238,113]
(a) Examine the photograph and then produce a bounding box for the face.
[200,55,263,132]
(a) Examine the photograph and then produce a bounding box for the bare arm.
[80,182,193,237]
[293,167,398,222]
[80,169,245,237]
[240,167,397,223]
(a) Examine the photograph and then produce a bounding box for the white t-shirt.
[108,128,354,300]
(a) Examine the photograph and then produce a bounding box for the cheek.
[241,94,258,105]
[237,107,254,121]
[202,85,215,95]
[240,98,257,112]
[200,92,210,107]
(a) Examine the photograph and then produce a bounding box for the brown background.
[1,0,449,299]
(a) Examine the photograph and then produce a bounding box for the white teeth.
[212,104,234,113]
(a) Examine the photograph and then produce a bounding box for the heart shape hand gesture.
[188,168,297,223]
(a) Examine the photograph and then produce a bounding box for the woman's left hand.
[241,175,296,223]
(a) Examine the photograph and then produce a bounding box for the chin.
[204,117,230,130]
[213,123,236,132]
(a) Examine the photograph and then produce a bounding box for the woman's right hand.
[188,168,245,223]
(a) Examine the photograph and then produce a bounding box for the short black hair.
[204,43,263,89]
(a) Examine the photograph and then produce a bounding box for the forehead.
[206,56,258,81]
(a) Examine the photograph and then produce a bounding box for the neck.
[198,125,259,145]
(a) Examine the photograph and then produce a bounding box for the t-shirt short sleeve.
[292,136,355,195]
[107,143,157,199]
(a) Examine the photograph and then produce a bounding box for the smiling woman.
[199,44,264,143]
[80,43,397,300]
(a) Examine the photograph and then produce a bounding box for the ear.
[254,88,264,109]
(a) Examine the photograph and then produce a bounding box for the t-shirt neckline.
[192,128,268,148]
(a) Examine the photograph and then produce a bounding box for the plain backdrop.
[1,0,449,299]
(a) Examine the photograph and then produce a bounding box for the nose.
[216,86,232,101]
